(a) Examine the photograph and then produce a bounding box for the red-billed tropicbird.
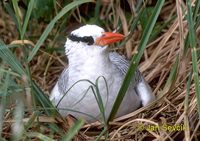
[50,25,155,122]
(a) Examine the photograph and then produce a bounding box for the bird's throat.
[67,48,111,83]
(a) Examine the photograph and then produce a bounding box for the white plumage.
[50,25,155,122]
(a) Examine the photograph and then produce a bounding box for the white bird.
[50,25,155,123]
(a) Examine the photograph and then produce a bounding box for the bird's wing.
[109,52,142,84]
[109,52,129,75]
[50,67,69,105]
[57,67,69,94]
[109,52,155,106]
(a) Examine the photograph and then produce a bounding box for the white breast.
[51,43,142,122]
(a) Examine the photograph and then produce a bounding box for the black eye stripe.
[68,34,94,45]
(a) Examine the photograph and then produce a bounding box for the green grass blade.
[0,70,10,136]
[26,132,54,141]
[31,81,57,116]
[159,56,179,97]
[185,70,193,111]
[95,127,107,141]
[95,76,109,124]
[184,16,200,53]
[27,0,94,62]
[61,119,84,141]
[21,0,35,39]
[0,42,25,76]
[193,0,200,21]
[186,0,200,117]
[184,70,192,140]
[108,0,165,122]
[187,2,196,45]
[3,1,19,31]
[94,0,101,23]
[12,0,22,35]
[183,0,200,53]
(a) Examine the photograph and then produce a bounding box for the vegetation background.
[0,0,200,140]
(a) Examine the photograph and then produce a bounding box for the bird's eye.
[82,36,94,45]
[68,34,94,45]
[83,37,88,41]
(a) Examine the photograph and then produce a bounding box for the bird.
[50,24,155,123]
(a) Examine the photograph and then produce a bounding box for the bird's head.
[65,25,125,53]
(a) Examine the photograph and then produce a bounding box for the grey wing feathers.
[109,52,129,75]
[109,52,155,106]
[109,52,142,85]
[57,67,69,94]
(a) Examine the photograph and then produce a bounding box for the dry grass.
[1,0,200,140]
[77,1,199,140]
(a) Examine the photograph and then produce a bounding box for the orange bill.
[95,32,125,46]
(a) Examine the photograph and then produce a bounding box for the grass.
[0,0,200,140]
[108,0,165,122]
